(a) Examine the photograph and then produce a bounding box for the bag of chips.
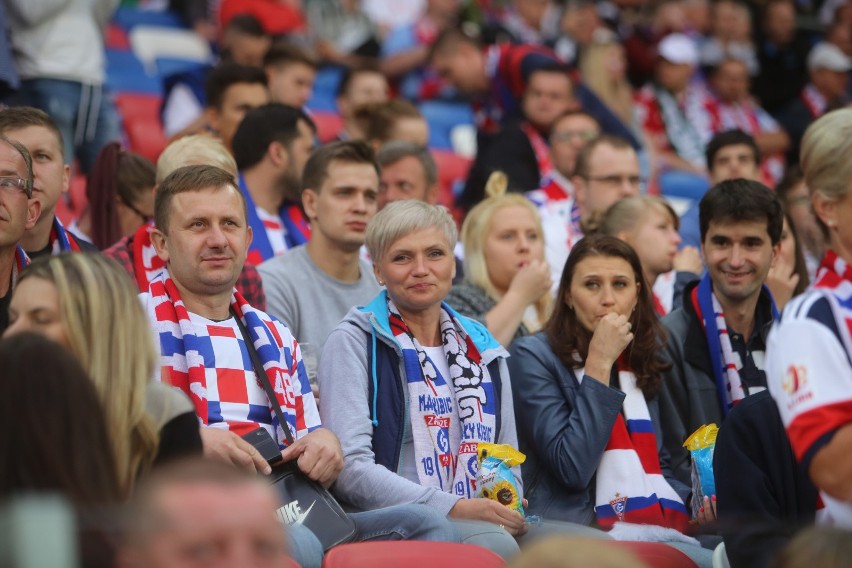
[475,443,526,516]
[683,424,718,518]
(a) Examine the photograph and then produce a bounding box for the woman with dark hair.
[73,142,156,250]
[507,235,711,564]
[0,332,123,566]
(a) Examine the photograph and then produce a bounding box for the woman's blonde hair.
[800,108,852,237]
[461,172,551,326]
[18,253,159,493]
[579,36,633,126]
[586,195,679,238]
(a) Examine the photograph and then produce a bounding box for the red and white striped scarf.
[592,361,689,531]
[131,222,165,292]
[813,250,852,349]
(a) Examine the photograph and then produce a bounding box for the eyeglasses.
[551,131,598,143]
[120,196,153,224]
[584,174,645,189]
[0,176,32,198]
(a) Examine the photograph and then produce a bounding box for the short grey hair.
[366,200,457,263]
[375,141,438,187]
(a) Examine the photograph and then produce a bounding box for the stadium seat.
[114,93,162,124]
[432,149,472,205]
[307,66,345,112]
[124,119,168,164]
[322,541,504,568]
[610,541,699,568]
[129,26,212,75]
[105,23,130,50]
[105,49,161,94]
[419,101,475,151]
[311,112,343,143]
[112,8,185,31]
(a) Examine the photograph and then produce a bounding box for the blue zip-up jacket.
[318,291,521,515]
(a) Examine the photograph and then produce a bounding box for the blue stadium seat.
[112,7,185,31]
[105,49,161,94]
[419,101,474,150]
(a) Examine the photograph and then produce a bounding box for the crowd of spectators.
[1,0,852,567]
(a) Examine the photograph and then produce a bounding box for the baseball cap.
[807,42,852,72]
[658,33,699,66]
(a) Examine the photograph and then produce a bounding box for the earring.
[378,280,385,286]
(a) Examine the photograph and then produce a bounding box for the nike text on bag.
[233,310,356,551]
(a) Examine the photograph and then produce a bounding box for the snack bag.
[683,424,718,518]
[475,443,526,516]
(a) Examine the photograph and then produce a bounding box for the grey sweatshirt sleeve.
[258,259,297,332]
[318,322,462,515]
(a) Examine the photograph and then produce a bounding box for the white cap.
[657,33,699,66]
[807,42,852,72]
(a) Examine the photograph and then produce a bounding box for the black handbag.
[233,310,357,551]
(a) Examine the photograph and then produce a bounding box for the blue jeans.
[10,78,121,174]
[289,504,456,568]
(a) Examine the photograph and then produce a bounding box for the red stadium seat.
[311,111,344,143]
[114,93,162,125]
[610,541,699,568]
[322,541,504,568]
[105,24,131,50]
[125,119,168,164]
[431,149,471,222]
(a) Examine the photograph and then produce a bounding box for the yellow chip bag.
[475,443,526,515]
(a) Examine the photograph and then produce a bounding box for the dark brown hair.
[154,164,244,233]
[353,100,423,145]
[782,205,810,296]
[87,142,156,249]
[0,106,64,158]
[301,140,379,194]
[545,235,670,397]
[573,134,633,179]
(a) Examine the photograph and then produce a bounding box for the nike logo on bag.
[292,501,315,526]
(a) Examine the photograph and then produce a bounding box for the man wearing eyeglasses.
[0,135,40,333]
[0,107,93,257]
[536,133,641,287]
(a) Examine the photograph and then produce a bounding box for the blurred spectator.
[429,29,637,156]
[336,65,391,141]
[380,0,461,101]
[447,171,551,346]
[221,14,273,67]
[169,0,217,41]
[553,0,603,65]
[699,0,758,76]
[5,253,203,490]
[162,15,271,138]
[307,0,382,66]
[579,30,633,128]
[0,2,18,102]
[219,0,306,37]
[263,41,319,109]
[706,58,789,186]
[103,135,267,309]
[353,100,430,149]
[4,0,121,174]
[203,62,270,152]
[0,332,123,567]
[635,33,712,178]
[119,458,291,568]
[76,142,156,250]
[461,64,578,209]
[0,107,94,257]
[775,165,825,278]
[232,104,316,264]
[754,0,812,114]
[363,0,426,31]
[488,0,562,46]
[773,527,852,568]
[376,141,439,209]
[776,42,851,165]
